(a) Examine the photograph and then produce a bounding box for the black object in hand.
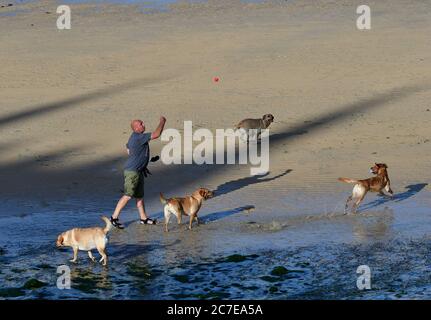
[143,167,152,178]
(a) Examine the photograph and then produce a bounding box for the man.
[110,116,166,229]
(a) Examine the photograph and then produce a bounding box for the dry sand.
[1,0,430,212]
[1,0,431,300]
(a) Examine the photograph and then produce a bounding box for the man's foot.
[110,217,125,229]
[140,218,157,225]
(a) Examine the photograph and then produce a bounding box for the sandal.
[140,218,157,225]
[110,217,125,229]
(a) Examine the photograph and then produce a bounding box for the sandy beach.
[0,0,431,299]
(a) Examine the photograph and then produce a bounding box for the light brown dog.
[56,216,111,265]
[338,163,394,214]
[235,114,274,141]
[160,188,214,232]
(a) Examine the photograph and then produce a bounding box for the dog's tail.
[160,192,168,204]
[338,177,359,184]
[234,120,243,130]
[101,216,112,234]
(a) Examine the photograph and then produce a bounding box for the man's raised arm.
[151,116,166,140]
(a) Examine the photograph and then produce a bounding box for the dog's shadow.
[201,205,255,223]
[134,170,290,225]
[138,206,254,224]
[213,169,292,198]
[359,183,428,212]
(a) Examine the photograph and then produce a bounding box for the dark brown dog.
[338,163,394,214]
[160,188,214,232]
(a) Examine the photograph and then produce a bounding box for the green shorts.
[123,170,145,198]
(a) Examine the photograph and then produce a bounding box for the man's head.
[131,119,145,133]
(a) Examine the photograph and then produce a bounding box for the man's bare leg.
[112,195,131,220]
[136,198,149,220]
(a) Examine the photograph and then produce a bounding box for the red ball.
[213,77,220,82]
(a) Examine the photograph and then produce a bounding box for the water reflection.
[352,208,395,242]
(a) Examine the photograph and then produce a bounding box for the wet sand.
[1,189,431,299]
[1,0,431,299]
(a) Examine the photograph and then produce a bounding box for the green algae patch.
[23,279,47,290]
[194,291,230,300]
[172,274,189,283]
[270,266,289,276]
[269,286,279,293]
[126,262,155,279]
[0,288,25,298]
[36,264,55,270]
[225,254,247,263]
[260,276,280,283]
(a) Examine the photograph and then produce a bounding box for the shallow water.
[0,185,430,299]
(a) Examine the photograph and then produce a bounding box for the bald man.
[110,116,166,229]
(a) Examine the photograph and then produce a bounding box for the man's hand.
[151,116,167,140]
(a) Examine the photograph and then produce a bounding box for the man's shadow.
[359,183,428,212]
[213,169,292,198]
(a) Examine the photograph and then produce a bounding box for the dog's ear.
[382,163,388,168]
[56,235,64,246]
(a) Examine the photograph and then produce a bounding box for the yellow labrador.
[56,216,111,265]
[160,188,214,232]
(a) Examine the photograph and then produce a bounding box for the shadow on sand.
[201,205,255,223]
[123,205,254,228]
[359,183,428,212]
[0,81,429,209]
[136,170,289,223]
[213,169,292,198]
[0,76,174,129]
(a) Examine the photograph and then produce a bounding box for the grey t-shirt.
[124,132,152,172]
